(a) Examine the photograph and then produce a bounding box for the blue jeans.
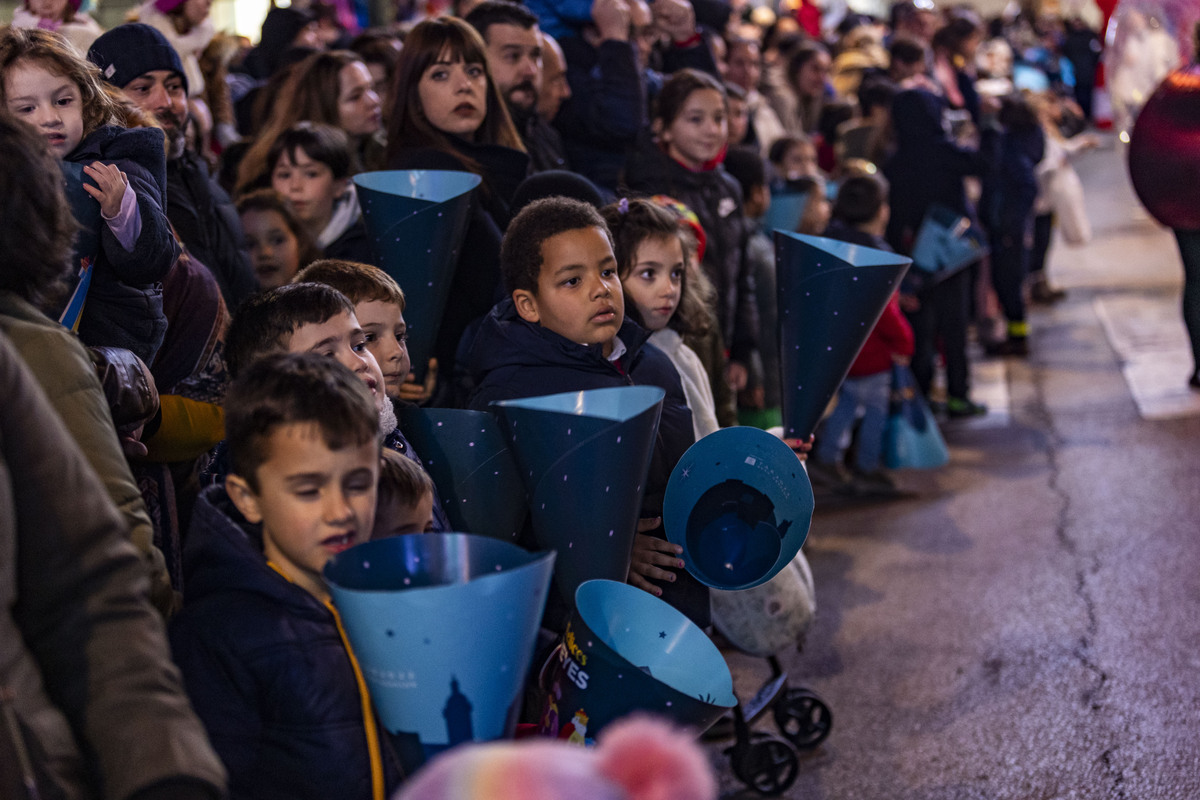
[817,370,892,472]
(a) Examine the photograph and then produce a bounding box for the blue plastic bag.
[884,364,949,469]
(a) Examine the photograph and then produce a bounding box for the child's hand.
[591,0,632,42]
[628,519,683,597]
[725,360,749,392]
[898,292,920,313]
[652,0,697,43]
[398,358,438,403]
[83,162,129,219]
[783,434,814,461]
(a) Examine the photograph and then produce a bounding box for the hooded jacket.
[169,487,403,800]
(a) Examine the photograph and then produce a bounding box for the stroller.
[705,550,833,796]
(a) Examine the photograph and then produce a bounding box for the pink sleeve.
[101,182,143,253]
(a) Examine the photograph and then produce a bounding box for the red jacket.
[848,292,914,377]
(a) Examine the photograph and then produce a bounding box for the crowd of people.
[0,0,1110,797]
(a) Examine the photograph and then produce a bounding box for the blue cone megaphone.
[354,170,481,379]
[490,387,664,610]
[776,231,912,439]
[324,534,554,773]
[663,427,813,591]
[539,580,736,741]
[398,407,527,541]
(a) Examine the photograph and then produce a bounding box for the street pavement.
[709,135,1200,799]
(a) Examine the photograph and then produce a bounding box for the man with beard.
[88,24,256,308]
[466,1,570,172]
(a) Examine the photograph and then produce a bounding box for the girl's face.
[338,61,383,138]
[241,208,302,290]
[794,52,830,98]
[183,0,212,27]
[271,148,347,234]
[28,0,70,20]
[417,52,488,140]
[622,234,684,332]
[4,60,83,159]
[661,88,727,170]
[782,140,817,181]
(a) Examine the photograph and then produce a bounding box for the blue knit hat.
[86,23,188,95]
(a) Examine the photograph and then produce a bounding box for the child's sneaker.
[945,396,988,419]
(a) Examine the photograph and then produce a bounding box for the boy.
[373,449,436,539]
[465,197,705,626]
[292,259,451,531]
[813,174,914,495]
[170,352,400,800]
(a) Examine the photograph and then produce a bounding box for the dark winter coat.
[68,124,179,365]
[169,486,403,800]
[466,299,707,626]
[980,124,1046,237]
[166,149,256,308]
[623,136,759,364]
[512,105,569,173]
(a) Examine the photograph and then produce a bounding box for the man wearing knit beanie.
[88,24,257,307]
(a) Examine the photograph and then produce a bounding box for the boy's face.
[372,488,435,539]
[513,226,624,358]
[355,299,411,399]
[226,422,379,601]
[284,310,384,407]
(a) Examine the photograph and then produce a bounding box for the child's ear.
[513,289,540,324]
[225,474,264,524]
[652,118,665,140]
[335,177,351,198]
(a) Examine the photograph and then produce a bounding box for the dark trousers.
[906,267,971,401]
[1173,229,1200,376]
[1029,213,1054,278]
[990,228,1031,326]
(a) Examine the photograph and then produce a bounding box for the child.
[722,145,782,429]
[466,197,705,627]
[10,0,103,56]
[266,121,374,264]
[768,133,820,189]
[624,68,759,404]
[170,351,402,800]
[293,258,451,531]
[372,448,436,539]
[813,174,914,494]
[602,197,720,441]
[0,27,179,364]
[237,188,321,290]
[790,173,832,235]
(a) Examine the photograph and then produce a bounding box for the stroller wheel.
[773,687,832,749]
[732,733,800,795]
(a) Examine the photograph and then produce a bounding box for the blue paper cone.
[490,386,665,608]
[324,534,554,773]
[663,427,812,590]
[762,191,809,235]
[539,580,736,741]
[776,231,912,439]
[398,407,527,541]
[354,170,481,378]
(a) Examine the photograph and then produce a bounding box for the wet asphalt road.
[710,138,1200,799]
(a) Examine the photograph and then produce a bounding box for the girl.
[603,197,720,440]
[237,50,384,193]
[9,0,103,56]
[624,68,757,407]
[236,188,321,291]
[767,133,820,189]
[266,122,373,265]
[385,15,529,403]
[0,27,178,365]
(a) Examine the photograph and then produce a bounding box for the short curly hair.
[500,197,612,295]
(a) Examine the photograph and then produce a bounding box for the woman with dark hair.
[237,49,383,192]
[385,15,529,403]
[786,41,833,134]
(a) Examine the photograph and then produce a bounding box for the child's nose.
[323,489,355,525]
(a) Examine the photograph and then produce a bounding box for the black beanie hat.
[86,23,188,95]
[510,170,606,218]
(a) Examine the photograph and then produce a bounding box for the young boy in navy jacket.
[170,352,402,800]
[465,197,707,627]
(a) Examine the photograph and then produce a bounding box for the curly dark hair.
[501,197,612,295]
